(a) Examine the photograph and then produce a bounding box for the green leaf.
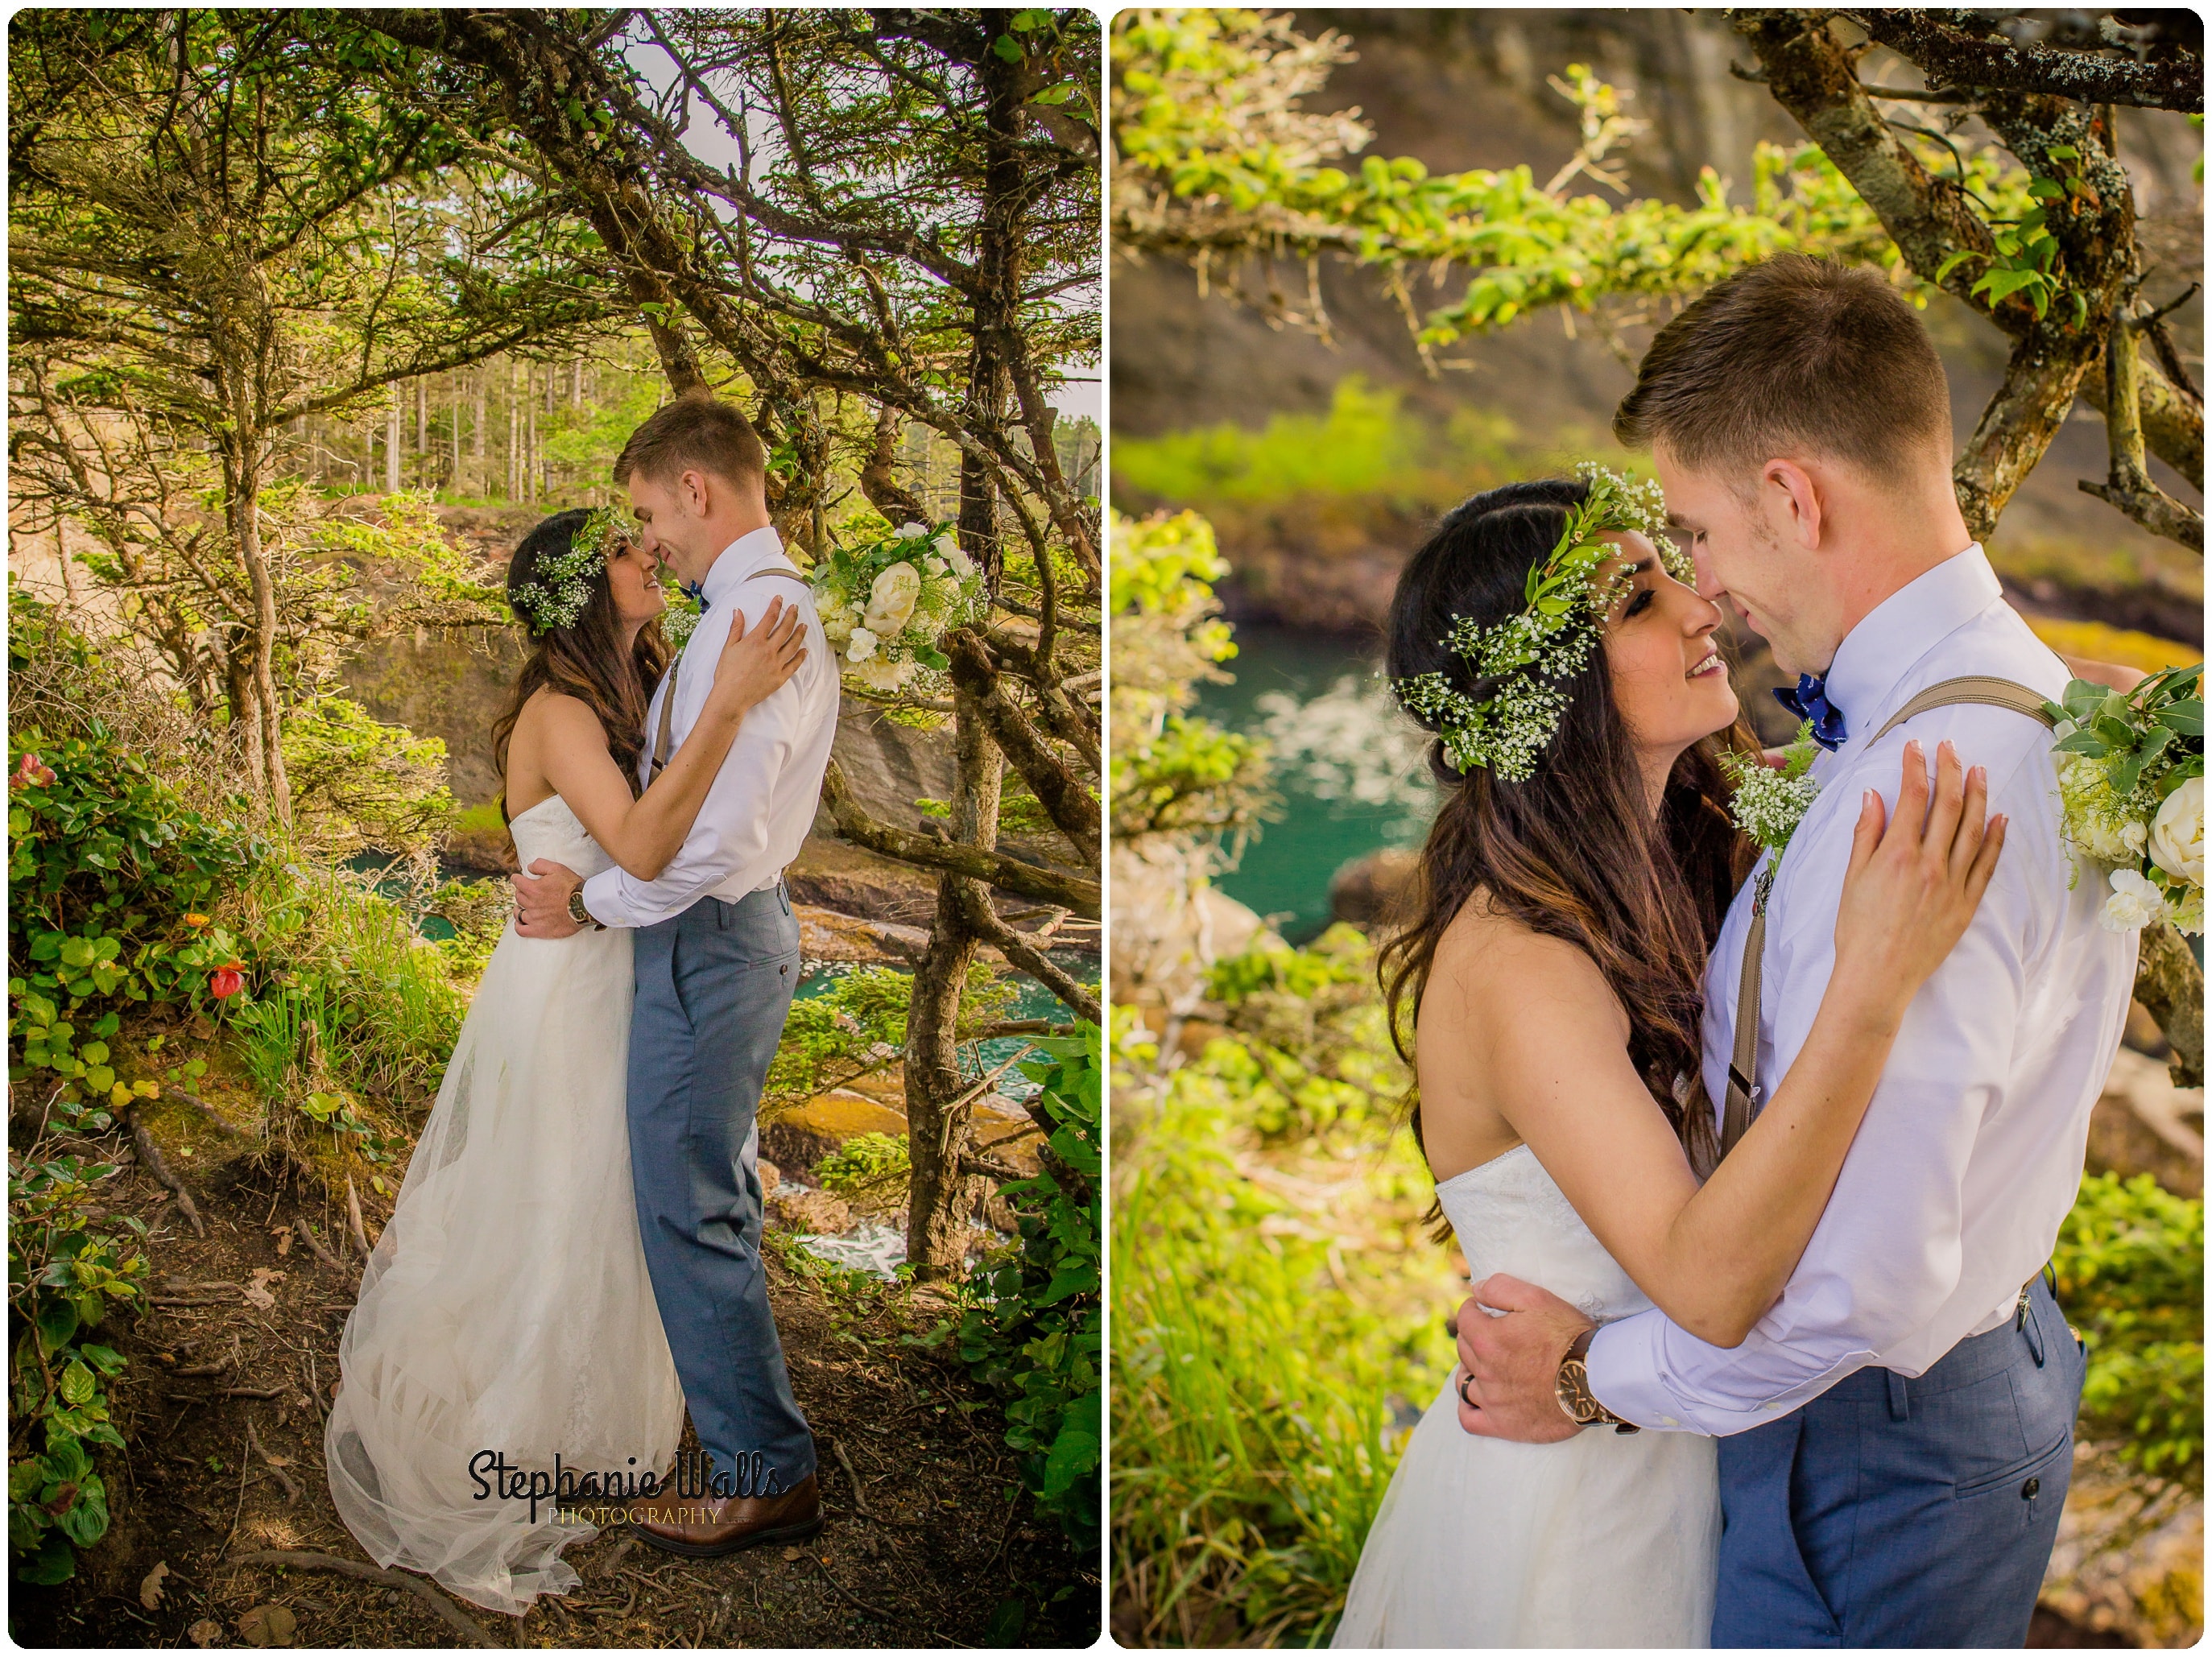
[2026,177,2065,199]
[57,1361,94,1409]
[2156,700,2204,738]
[992,32,1023,61]
[1933,249,1983,283]
[2053,730,2110,756]
[35,1300,79,1357]
[19,1533,76,1584]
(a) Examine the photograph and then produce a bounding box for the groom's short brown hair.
[1614,254,1953,484]
[614,390,771,498]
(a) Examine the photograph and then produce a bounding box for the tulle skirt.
[325,921,685,1615]
[1333,1375,1720,1648]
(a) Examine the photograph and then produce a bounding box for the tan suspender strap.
[648,568,809,779]
[1716,676,2059,1159]
[1869,675,2058,744]
[650,659,680,779]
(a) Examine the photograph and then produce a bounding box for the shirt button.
[2022,1477,2040,1500]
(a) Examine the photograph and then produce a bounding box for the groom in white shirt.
[1451,255,2135,1645]
[515,392,838,1557]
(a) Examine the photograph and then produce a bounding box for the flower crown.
[1392,463,1693,783]
[511,506,626,636]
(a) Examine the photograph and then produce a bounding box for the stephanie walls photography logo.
[470,1449,788,1523]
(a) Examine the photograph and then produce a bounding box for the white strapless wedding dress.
[325,795,684,1615]
[1333,1145,1719,1648]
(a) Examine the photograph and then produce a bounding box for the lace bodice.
[508,795,614,883]
[1437,1144,1654,1326]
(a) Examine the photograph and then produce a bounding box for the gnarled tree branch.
[819,760,1099,918]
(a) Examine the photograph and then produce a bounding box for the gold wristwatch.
[1555,1325,1639,1434]
[566,888,605,931]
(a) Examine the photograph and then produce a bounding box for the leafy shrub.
[949,1025,1102,1550]
[815,1132,911,1203]
[8,1141,147,1584]
[2051,1171,2204,1493]
[1201,925,1408,1137]
[767,963,1014,1110]
[9,722,267,1118]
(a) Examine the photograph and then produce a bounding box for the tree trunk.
[472,368,486,490]
[225,433,290,826]
[903,692,1005,1279]
[384,391,401,494]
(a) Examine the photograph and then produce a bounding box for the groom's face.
[1653,445,1820,677]
[625,469,711,580]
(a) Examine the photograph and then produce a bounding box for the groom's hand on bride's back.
[514,859,584,938]
[1454,1274,1592,1444]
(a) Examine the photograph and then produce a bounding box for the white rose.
[2082,815,2133,865]
[932,533,958,559]
[2121,818,2148,855]
[863,562,921,636]
[2101,867,2168,933]
[896,522,928,539]
[846,626,879,663]
[2148,775,2204,888]
[945,543,976,580]
[925,555,949,577]
[850,655,917,693]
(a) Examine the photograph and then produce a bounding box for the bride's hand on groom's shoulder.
[514,858,584,939]
[705,595,808,721]
[1453,1274,1591,1444]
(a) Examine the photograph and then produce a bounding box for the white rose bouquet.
[811,516,986,696]
[2046,663,2204,935]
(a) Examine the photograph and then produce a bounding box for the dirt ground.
[9,1148,1100,1650]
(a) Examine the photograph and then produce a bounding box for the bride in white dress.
[325,507,807,1615]
[1333,479,2006,1647]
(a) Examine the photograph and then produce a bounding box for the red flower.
[209,963,246,999]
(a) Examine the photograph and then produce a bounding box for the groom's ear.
[1760,459,1825,552]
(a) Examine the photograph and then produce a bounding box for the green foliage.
[1202,925,1406,1138]
[282,696,453,856]
[8,1147,147,1585]
[814,1132,912,1202]
[2052,1172,2204,1493]
[1110,510,1275,849]
[1113,378,1523,510]
[1111,1008,1454,1645]
[8,723,266,1118]
[949,1026,1103,1551]
[768,967,916,1109]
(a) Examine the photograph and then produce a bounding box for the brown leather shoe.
[628,1471,821,1559]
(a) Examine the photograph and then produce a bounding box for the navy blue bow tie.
[680,579,708,609]
[1774,672,1849,750]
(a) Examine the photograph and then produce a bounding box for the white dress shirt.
[579,526,839,929]
[1586,545,2136,1435]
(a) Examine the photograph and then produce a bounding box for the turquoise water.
[1192,624,1435,943]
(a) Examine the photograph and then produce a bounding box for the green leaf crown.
[1392,463,1693,783]
[511,505,626,636]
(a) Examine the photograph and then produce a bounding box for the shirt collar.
[698,525,790,605]
[1820,543,2004,736]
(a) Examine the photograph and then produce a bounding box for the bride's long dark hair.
[1379,478,1761,1182]
[490,509,672,822]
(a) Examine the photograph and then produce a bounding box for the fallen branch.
[244,1419,300,1503]
[125,1107,204,1238]
[345,1176,373,1262]
[294,1213,345,1273]
[227,1551,496,1647]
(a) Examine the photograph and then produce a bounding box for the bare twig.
[228,1551,497,1647]
[294,1212,345,1273]
[244,1419,300,1503]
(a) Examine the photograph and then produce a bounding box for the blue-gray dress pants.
[626,883,816,1494]
[1711,1275,2085,1647]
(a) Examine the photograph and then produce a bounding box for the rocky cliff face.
[1112,9,2203,639]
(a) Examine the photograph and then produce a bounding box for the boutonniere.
[1721,720,1822,865]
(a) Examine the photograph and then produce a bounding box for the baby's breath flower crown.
[1392,464,1693,783]
[511,506,626,636]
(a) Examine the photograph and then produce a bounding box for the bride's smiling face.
[1598,529,1739,758]
[606,534,667,630]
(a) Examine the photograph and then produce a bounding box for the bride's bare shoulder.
[1425,890,1615,1025]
